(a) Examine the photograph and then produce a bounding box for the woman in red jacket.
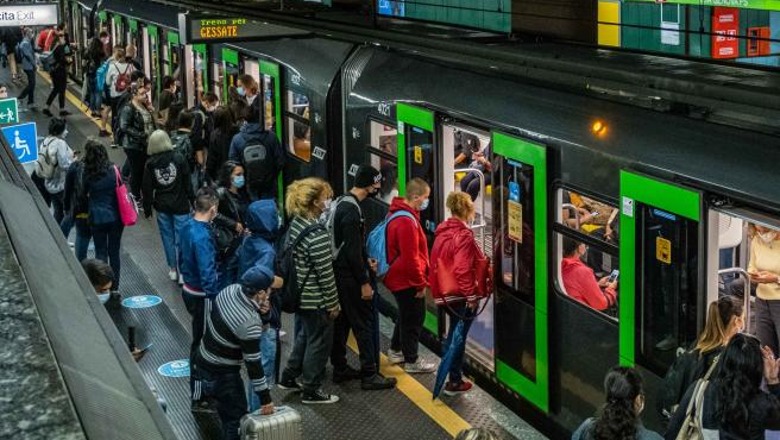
[429,191,487,395]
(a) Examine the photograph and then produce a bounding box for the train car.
[65,0,780,435]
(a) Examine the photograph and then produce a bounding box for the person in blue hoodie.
[179,186,220,411]
[236,199,284,411]
[227,99,284,201]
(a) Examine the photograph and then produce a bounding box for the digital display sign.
[178,14,309,45]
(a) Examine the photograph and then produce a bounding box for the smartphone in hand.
[607,269,620,283]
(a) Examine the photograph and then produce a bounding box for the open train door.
[490,131,550,414]
[618,170,705,423]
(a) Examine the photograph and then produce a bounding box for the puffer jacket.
[119,102,152,151]
[429,217,483,304]
[383,197,429,293]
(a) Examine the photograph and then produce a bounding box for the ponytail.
[591,366,642,440]
[695,295,743,355]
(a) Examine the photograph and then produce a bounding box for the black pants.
[18,68,35,105]
[109,95,122,144]
[460,171,492,202]
[46,69,67,109]
[183,292,210,400]
[31,171,51,207]
[92,221,124,290]
[193,361,245,440]
[282,309,334,394]
[390,288,425,363]
[124,148,146,199]
[50,191,65,224]
[330,276,378,376]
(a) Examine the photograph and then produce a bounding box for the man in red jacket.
[384,178,436,373]
[561,237,617,311]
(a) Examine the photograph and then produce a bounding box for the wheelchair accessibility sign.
[1,122,37,164]
[121,295,163,309]
[158,359,190,377]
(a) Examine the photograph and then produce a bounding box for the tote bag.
[114,165,138,226]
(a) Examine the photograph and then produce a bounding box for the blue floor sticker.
[121,295,163,309]
[158,360,190,378]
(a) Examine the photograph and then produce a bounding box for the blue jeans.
[92,221,124,290]
[74,220,92,262]
[87,76,102,112]
[247,327,278,411]
[442,303,474,384]
[60,213,74,239]
[156,212,189,270]
[193,362,246,440]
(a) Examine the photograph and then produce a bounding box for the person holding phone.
[749,224,780,357]
[561,237,617,311]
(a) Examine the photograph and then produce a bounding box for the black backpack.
[657,348,705,419]
[242,142,275,196]
[275,222,325,314]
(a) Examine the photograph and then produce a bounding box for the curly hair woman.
[665,333,780,439]
[572,366,661,440]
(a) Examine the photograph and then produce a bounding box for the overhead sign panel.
[629,0,779,11]
[178,14,309,45]
[0,4,59,27]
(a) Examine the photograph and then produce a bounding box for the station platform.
[0,67,548,439]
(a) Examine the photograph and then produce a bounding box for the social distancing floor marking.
[42,70,472,438]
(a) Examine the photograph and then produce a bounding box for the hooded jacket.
[237,200,281,328]
[142,150,193,216]
[383,197,429,292]
[560,256,616,311]
[227,122,284,199]
[429,217,483,303]
[180,217,219,298]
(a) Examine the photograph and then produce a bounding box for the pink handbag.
[114,165,138,226]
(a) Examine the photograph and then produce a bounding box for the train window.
[560,190,619,244]
[493,157,535,303]
[285,91,311,162]
[637,206,699,375]
[406,126,435,234]
[367,120,398,205]
[262,75,276,133]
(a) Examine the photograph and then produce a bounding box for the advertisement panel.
[712,7,740,59]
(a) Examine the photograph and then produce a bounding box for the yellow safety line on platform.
[43,70,471,438]
[347,334,471,438]
[38,72,111,134]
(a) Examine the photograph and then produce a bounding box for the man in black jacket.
[330,165,396,390]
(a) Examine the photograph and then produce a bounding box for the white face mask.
[322,198,332,211]
[61,129,69,139]
[97,291,110,304]
[760,231,777,244]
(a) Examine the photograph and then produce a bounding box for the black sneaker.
[277,378,302,392]
[190,399,217,414]
[42,108,53,117]
[302,389,339,404]
[361,374,397,391]
[59,110,71,116]
[333,366,361,384]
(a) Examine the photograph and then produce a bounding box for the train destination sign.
[178,14,309,45]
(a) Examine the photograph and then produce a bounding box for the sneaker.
[59,110,71,116]
[178,274,184,285]
[98,130,110,137]
[386,349,404,364]
[68,241,75,248]
[302,389,339,404]
[404,358,436,374]
[361,374,397,390]
[442,380,473,396]
[333,366,361,384]
[168,269,178,281]
[42,108,53,117]
[277,378,302,392]
[190,399,217,414]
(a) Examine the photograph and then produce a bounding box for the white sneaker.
[386,349,404,364]
[404,359,436,374]
[178,274,184,285]
[168,269,178,281]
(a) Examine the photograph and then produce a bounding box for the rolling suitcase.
[239,405,302,440]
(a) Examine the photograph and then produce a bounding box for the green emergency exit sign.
[0,98,19,125]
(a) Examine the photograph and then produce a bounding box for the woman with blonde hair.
[748,223,780,357]
[142,129,193,282]
[278,177,342,404]
[429,191,488,396]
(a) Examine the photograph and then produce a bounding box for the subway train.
[62,0,780,436]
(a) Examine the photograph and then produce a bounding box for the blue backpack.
[95,60,110,93]
[366,210,416,279]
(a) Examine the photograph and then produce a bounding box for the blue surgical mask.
[97,291,110,304]
[419,198,430,211]
[236,86,246,97]
[232,175,245,189]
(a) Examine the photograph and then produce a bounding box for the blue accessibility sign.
[1,122,37,164]
[121,295,163,309]
[157,359,190,378]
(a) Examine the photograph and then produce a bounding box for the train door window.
[262,73,277,133]
[620,172,703,376]
[111,16,119,48]
[222,49,239,103]
[367,120,398,205]
[554,189,620,318]
[142,27,151,80]
[162,40,171,76]
[285,90,311,162]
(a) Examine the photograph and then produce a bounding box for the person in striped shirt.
[278,177,342,404]
[193,265,276,440]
